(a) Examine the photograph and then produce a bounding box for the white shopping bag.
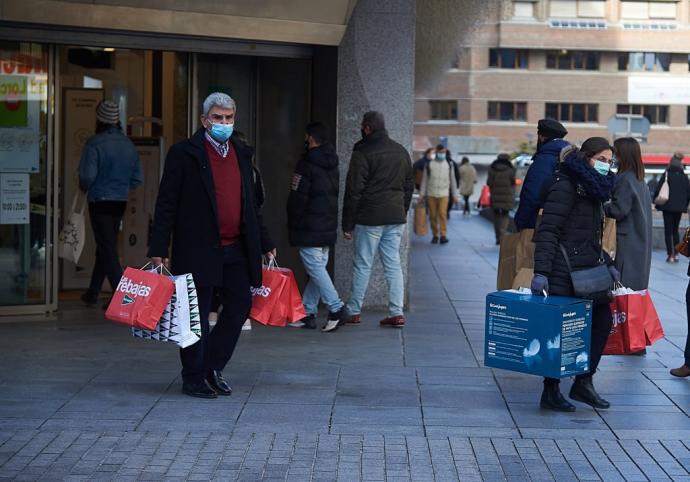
[132,273,201,348]
[58,192,86,264]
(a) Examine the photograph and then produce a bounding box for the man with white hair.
[149,92,275,399]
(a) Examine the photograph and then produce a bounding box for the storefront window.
[0,41,49,306]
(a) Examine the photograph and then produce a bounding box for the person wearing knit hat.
[95,100,120,125]
[78,100,143,308]
[513,118,570,231]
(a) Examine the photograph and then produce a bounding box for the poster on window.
[0,173,29,224]
[0,73,44,173]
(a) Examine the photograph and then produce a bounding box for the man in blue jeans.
[287,122,346,332]
[342,111,414,327]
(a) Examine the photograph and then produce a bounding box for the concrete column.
[334,0,416,311]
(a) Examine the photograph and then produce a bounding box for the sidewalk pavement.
[0,213,689,481]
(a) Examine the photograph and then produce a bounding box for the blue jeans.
[346,224,405,317]
[299,247,344,315]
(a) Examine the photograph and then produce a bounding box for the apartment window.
[513,1,535,18]
[489,49,529,69]
[546,50,600,70]
[429,100,458,121]
[488,102,527,121]
[618,52,671,71]
[617,104,668,124]
[550,0,605,18]
[545,103,599,123]
[620,1,677,20]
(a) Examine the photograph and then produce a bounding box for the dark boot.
[540,382,576,412]
[570,375,610,409]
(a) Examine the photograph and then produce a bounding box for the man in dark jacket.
[148,92,275,399]
[342,111,414,328]
[514,119,569,231]
[287,122,345,333]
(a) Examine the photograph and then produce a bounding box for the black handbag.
[559,244,613,304]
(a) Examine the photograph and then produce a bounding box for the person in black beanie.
[514,119,568,231]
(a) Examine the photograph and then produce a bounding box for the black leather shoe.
[182,381,217,399]
[301,314,317,330]
[206,370,232,396]
[431,237,439,244]
[440,236,449,244]
[570,376,610,409]
[80,292,98,306]
[540,383,576,412]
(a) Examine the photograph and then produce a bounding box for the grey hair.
[202,92,236,116]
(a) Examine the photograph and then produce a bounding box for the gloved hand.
[530,274,549,296]
[608,266,620,283]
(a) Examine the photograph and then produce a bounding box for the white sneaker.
[287,321,305,328]
[321,319,341,333]
[242,319,252,331]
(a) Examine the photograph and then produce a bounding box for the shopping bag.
[511,268,534,290]
[267,267,306,327]
[655,176,669,206]
[641,292,664,346]
[131,273,201,348]
[604,287,648,355]
[250,263,289,326]
[602,218,616,260]
[58,192,86,264]
[515,229,535,272]
[105,266,174,330]
[497,233,520,290]
[478,185,491,208]
[414,200,428,236]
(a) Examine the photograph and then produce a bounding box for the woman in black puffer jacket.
[531,137,618,412]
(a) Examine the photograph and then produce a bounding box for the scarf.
[562,152,615,202]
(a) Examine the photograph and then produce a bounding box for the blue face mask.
[436,153,447,161]
[593,160,610,176]
[209,123,233,142]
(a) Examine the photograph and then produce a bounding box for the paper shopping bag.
[58,192,86,264]
[132,273,201,348]
[515,229,535,272]
[106,267,174,330]
[267,267,306,327]
[497,233,519,290]
[414,200,428,236]
[250,265,289,326]
[641,292,664,346]
[602,218,616,260]
[511,268,534,290]
[604,290,648,355]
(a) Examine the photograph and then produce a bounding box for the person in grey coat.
[605,138,653,291]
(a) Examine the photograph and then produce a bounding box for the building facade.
[0,0,416,315]
[415,0,690,164]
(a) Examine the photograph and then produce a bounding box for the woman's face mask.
[427,152,436,161]
[436,152,447,161]
[590,149,613,176]
[593,160,610,176]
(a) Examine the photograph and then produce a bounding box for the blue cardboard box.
[484,290,592,379]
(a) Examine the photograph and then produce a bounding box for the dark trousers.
[180,244,251,384]
[493,209,510,243]
[86,201,126,296]
[463,195,471,214]
[685,281,690,366]
[544,303,613,386]
[663,211,683,255]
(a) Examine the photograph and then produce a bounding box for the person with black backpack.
[419,145,459,244]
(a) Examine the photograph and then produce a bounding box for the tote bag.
[58,192,87,264]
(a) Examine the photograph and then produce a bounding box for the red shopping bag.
[478,185,491,208]
[249,265,289,326]
[105,267,174,330]
[641,292,664,346]
[267,267,306,327]
[604,291,648,355]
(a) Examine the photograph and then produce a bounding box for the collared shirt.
[204,131,229,158]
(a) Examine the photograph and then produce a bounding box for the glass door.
[0,41,51,313]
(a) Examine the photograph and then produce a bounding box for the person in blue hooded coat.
[514,119,569,231]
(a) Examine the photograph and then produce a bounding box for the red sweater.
[205,141,241,246]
